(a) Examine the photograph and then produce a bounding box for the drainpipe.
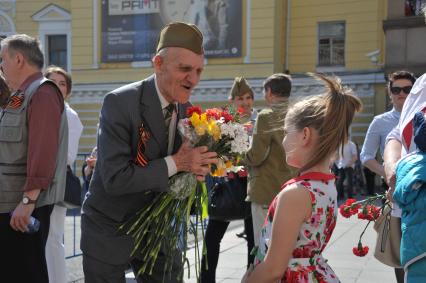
[244,0,251,64]
[284,0,291,72]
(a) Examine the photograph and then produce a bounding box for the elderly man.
[0,34,67,283]
[81,22,217,283]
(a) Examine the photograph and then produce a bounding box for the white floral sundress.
[255,172,340,283]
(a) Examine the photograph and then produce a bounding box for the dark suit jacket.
[81,75,190,264]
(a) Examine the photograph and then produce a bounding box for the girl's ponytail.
[289,73,362,173]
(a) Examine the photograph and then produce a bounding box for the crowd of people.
[0,12,425,283]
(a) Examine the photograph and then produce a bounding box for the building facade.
[0,0,391,152]
[383,0,426,75]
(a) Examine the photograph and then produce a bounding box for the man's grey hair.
[152,47,169,65]
[1,34,44,69]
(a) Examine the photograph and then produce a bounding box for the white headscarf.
[398,73,426,155]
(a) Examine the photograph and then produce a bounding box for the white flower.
[219,122,236,139]
[229,124,250,154]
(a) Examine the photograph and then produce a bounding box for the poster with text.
[101,0,242,62]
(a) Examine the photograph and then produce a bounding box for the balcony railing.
[406,0,426,16]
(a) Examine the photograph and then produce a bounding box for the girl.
[242,73,362,283]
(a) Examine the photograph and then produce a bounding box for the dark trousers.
[0,205,53,283]
[83,252,183,283]
[200,217,254,283]
[363,167,376,195]
[81,213,183,283]
[336,167,354,199]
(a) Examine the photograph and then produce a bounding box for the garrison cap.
[156,22,204,55]
[230,77,254,99]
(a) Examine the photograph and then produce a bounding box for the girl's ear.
[302,127,312,146]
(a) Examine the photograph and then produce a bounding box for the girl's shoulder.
[276,182,313,207]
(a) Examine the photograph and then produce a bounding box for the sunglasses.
[390,86,412,95]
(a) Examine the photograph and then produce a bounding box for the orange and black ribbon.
[7,93,24,109]
[134,122,151,167]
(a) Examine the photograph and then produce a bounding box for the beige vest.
[0,77,68,213]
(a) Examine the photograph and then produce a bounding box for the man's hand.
[10,202,35,232]
[384,162,397,189]
[386,188,395,203]
[241,264,254,283]
[173,141,218,180]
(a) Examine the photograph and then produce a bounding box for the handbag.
[208,174,251,221]
[64,165,82,208]
[373,204,402,268]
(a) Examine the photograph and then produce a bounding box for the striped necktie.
[164,103,175,138]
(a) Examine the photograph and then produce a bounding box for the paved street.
[66,212,396,283]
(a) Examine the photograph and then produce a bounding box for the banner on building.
[101,0,242,62]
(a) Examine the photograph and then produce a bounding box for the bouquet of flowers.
[120,105,250,280]
[339,195,388,257]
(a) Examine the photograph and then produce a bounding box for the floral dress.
[255,172,340,283]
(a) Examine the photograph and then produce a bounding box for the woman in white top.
[44,66,83,283]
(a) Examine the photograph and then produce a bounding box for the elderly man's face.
[154,47,204,104]
[0,47,19,90]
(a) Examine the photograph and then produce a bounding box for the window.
[32,4,72,71]
[405,0,426,16]
[47,35,67,70]
[318,22,345,67]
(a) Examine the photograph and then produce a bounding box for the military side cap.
[156,22,204,55]
[230,77,254,99]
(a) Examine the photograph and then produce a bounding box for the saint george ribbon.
[7,92,24,109]
[134,104,175,167]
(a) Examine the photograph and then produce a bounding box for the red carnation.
[339,204,352,218]
[237,107,245,115]
[186,105,202,117]
[357,205,381,221]
[345,198,357,206]
[343,198,361,215]
[221,111,234,123]
[206,108,221,120]
[370,205,381,220]
[352,243,369,257]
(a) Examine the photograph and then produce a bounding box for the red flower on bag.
[352,243,369,257]
[186,105,202,117]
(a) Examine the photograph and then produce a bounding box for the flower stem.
[358,219,372,243]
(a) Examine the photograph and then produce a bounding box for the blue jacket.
[394,152,426,283]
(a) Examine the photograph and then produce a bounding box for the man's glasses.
[390,86,412,95]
